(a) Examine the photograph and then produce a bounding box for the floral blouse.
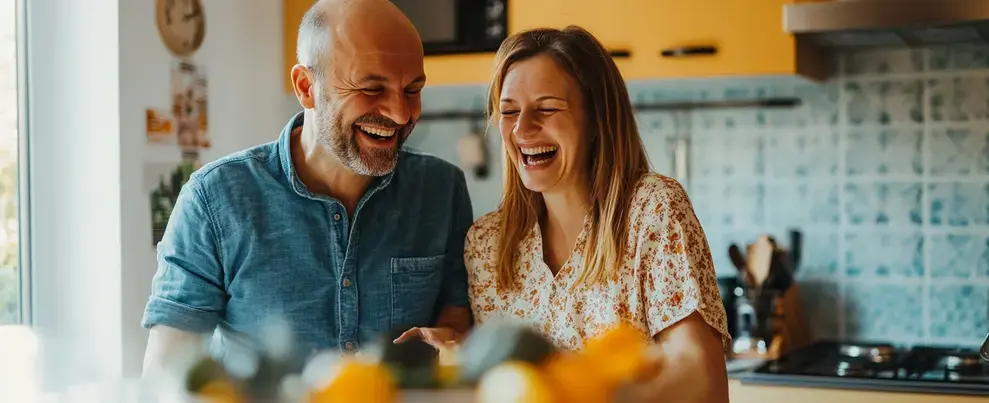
[464,173,730,351]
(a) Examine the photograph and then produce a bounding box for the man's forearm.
[142,325,209,378]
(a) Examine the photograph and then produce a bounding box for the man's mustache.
[354,114,403,128]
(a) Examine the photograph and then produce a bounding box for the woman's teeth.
[519,145,559,166]
[520,146,558,155]
[357,125,395,138]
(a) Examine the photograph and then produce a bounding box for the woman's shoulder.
[467,209,503,242]
[629,172,691,214]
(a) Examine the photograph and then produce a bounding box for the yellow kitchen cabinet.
[283,0,315,94]
[281,0,828,91]
[622,0,828,81]
[416,0,644,87]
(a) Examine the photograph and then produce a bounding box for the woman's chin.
[519,172,560,194]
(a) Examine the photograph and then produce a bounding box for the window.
[0,0,25,324]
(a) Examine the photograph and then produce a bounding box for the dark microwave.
[391,0,509,55]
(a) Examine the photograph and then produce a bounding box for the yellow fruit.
[310,359,397,403]
[582,324,649,386]
[477,361,554,403]
[197,380,243,403]
[542,353,611,403]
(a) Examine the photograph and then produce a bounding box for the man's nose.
[378,91,412,126]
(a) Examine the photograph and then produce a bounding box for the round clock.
[155,0,206,56]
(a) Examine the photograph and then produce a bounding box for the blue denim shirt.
[142,111,473,354]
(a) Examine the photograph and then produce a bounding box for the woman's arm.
[642,313,730,403]
[629,176,731,402]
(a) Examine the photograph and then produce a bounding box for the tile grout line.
[837,54,848,340]
[921,47,933,345]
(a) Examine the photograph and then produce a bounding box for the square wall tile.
[763,84,840,127]
[718,130,765,178]
[927,234,989,279]
[765,182,840,226]
[928,127,989,176]
[929,44,989,71]
[845,231,924,278]
[929,182,989,227]
[686,133,720,179]
[764,128,838,177]
[843,48,925,76]
[844,182,924,226]
[845,80,924,125]
[929,284,989,342]
[846,127,923,177]
[719,182,765,227]
[929,76,989,122]
[767,227,838,280]
[844,283,925,342]
[685,180,719,230]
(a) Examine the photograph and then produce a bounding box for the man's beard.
[314,94,413,177]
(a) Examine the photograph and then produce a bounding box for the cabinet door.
[508,0,641,74]
[628,0,799,80]
[283,0,315,93]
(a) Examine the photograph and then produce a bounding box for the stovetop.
[739,341,989,396]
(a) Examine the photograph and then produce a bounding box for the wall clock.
[155,0,206,56]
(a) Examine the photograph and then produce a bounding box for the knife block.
[729,282,811,360]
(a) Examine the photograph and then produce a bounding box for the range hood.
[784,0,989,49]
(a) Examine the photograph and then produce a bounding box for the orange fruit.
[542,353,611,403]
[477,361,554,403]
[582,324,649,386]
[310,359,397,403]
[197,380,243,403]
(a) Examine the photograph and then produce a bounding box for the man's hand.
[392,306,471,349]
[393,327,459,350]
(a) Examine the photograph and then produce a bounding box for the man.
[141,0,472,373]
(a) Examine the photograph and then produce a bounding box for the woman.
[463,26,731,401]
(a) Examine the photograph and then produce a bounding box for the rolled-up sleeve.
[438,169,473,310]
[141,178,226,334]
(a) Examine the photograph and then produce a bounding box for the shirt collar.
[277,110,396,201]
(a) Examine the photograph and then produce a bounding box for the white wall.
[29,0,296,391]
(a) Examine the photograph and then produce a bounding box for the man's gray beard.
[314,97,404,177]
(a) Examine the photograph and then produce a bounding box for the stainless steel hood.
[784,0,989,49]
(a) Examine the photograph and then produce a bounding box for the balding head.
[290,0,427,178]
[297,0,423,82]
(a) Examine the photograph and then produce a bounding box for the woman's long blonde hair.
[487,26,650,291]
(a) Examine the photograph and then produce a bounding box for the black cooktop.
[738,341,989,396]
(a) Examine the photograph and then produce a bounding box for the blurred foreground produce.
[168,319,658,402]
[456,319,558,384]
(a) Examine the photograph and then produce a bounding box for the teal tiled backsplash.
[410,45,989,348]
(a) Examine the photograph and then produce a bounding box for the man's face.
[312,44,425,177]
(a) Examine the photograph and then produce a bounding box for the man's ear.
[291,65,317,110]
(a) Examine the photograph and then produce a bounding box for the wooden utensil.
[747,236,774,288]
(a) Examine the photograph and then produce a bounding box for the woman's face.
[498,53,589,194]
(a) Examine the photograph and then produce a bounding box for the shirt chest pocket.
[389,254,445,329]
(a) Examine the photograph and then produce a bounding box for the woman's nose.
[513,111,540,137]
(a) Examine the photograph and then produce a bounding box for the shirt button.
[333,213,341,221]
[345,342,354,350]
[342,278,351,287]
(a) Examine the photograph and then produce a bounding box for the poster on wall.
[145,108,175,143]
[171,59,210,152]
[145,153,201,245]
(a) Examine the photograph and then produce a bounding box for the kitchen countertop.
[729,379,988,403]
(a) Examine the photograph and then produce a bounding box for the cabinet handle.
[608,49,632,59]
[660,46,717,58]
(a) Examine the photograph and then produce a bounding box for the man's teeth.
[358,125,395,137]
[519,146,558,155]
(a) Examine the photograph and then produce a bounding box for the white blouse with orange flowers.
[464,173,730,351]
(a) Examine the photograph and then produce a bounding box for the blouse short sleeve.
[638,176,730,351]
